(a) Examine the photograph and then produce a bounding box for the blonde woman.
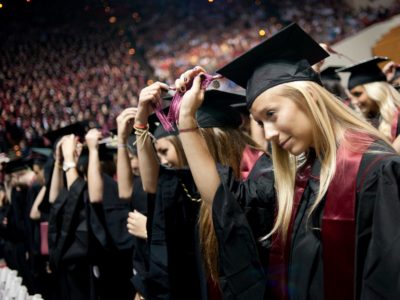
[338,57,400,152]
[176,23,400,300]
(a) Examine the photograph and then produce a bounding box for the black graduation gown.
[146,166,207,300]
[25,183,48,295]
[214,147,400,300]
[88,173,135,300]
[1,186,34,290]
[129,175,150,298]
[287,146,400,300]
[212,153,275,300]
[49,178,94,300]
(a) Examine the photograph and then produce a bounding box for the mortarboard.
[336,56,389,90]
[79,143,116,162]
[44,121,90,145]
[161,89,244,129]
[194,89,243,128]
[3,156,32,174]
[30,147,53,167]
[149,90,244,138]
[217,23,329,108]
[31,147,53,158]
[320,66,342,81]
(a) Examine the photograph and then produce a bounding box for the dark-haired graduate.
[175,23,400,300]
[134,83,272,299]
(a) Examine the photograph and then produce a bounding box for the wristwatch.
[62,161,77,172]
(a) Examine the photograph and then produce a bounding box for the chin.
[289,145,307,156]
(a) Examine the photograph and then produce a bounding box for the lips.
[279,137,291,149]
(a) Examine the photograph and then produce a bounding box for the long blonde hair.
[265,81,390,242]
[363,81,400,141]
[198,127,260,283]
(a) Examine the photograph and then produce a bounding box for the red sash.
[267,155,315,300]
[239,146,263,180]
[268,132,373,299]
[390,109,399,142]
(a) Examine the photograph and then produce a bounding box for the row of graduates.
[123,23,400,299]
[0,123,144,299]
[2,22,400,300]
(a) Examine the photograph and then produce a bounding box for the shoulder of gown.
[357,151,400,299]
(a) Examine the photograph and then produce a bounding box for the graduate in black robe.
[135,84,271,299]
[48,128,98,300]
[1,157,37,291]
[84,128,135,300]
[175,23,400,300]
[337,57,400,152]
[115,107,152,299]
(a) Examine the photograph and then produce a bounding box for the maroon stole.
[268,132,373,300]
[239,146,263,180]
[390,109,399,142]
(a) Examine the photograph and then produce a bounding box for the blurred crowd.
[0,21,148,155]
[140,0,400,83]
[1,0,400,155]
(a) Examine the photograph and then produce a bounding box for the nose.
[160,156,168,165]
[263,124,279,141]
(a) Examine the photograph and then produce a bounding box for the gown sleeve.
[212,154,276,300]
[50,177,86,268]
[357,154,400,299]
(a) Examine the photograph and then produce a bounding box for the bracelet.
[117,143,127,148]
[134,123,148,130]
[134,127,154,147]
[179,126,199,133]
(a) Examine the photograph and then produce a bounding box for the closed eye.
[157,148,167,155]
[266,110,275,118]
[351,92,362,97]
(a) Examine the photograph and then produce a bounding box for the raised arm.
[116,107,137,199]
[30,185,46,220]
[49,137,65,203]
[175,68,221,207]
[61,134,80,190]
[86,128,104,203]
[135,82,169,193]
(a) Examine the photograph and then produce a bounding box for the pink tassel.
[153,73,222,132]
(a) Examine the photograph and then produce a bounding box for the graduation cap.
[3,156,32,174]
[320,66,342,81]
[336,56,389,90]
[44,121,90,146]
[217,23,329,108]
[149,90,245,139]
[194,89,244,128]
[31,147,53,158]
[30,147,53,167]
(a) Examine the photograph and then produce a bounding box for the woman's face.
[349,85,379,117]
[33,164,45,186]
[251,88,315,155]
[154,137,180,168]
